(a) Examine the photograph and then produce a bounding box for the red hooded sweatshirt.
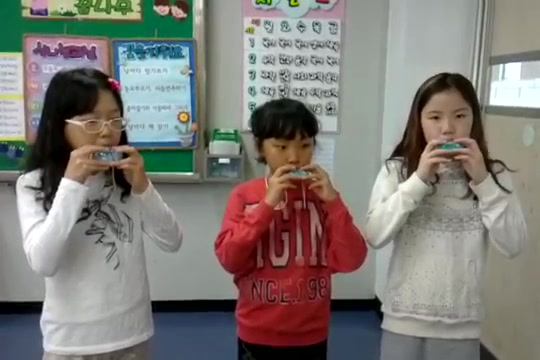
[215,178,368,347]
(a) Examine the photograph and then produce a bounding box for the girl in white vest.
[366,72,527,360]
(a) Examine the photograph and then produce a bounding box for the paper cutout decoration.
[171,0,189,19]
[153,0,170,16]
[153,0,189,20]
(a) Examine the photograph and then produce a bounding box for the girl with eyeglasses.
[16,68,183,360]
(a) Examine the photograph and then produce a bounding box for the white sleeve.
[16,173,89,277]
[470,170,527,258]
[365,161,432,249]
[132,182,183,252]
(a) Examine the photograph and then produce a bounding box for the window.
[488,59,540,109]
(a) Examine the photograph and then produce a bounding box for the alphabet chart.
[242,0,344,133]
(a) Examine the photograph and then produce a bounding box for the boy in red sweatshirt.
[215,99,368,360]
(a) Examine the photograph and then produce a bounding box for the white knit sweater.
[366,160,527,339]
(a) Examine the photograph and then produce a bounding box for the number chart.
[242,0,344,133]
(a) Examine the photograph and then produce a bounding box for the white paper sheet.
[0,53,25,141]
[313,137,335,179]
[242,17,342,133]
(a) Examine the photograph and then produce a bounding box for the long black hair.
[387,72,512,193]
[24,68,131,211]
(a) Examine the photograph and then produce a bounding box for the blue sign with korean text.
[111,39,198,148]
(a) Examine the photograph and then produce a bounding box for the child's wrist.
[263,195,279,208]
[322,190,338,202]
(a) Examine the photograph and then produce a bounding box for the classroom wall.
[480,0,540,359]
[0,0,388,301]
[374,0,479,298]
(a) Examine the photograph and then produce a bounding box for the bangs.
[416,73,479,116]
[250,99,319,141]
[55,73,101,120]
[259,114,317,140]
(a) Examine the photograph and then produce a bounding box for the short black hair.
[24,68,131,212]
[249,99,319,163]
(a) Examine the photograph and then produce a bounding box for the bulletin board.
[0,0,200,179]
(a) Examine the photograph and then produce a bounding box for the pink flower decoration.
[108,78,121,92]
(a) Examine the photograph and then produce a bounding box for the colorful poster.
[111,39,198,148]
[21,0,142,21]
[242,0,344,133]
[0,53,25,141]
[23,35,110,143]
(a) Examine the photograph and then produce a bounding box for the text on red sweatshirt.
[215,178,368,347]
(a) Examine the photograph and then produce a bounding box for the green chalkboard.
[1,0,196,174]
